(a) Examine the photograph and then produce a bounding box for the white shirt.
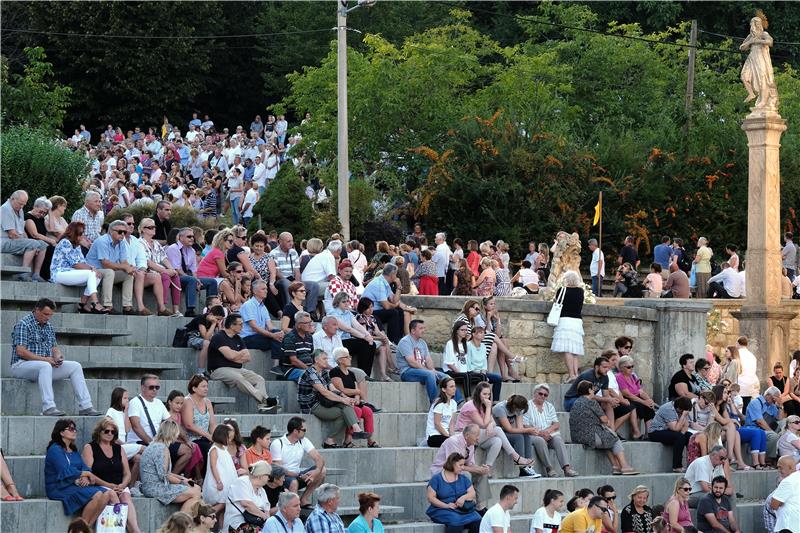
[312,329,343,367]
[590,248,604,277]
[530,506,562,533]
[737,347,759,398]
[433,243,451,278]
[708,267,742,297]
[443,340,469,373]
[738,270,747,297]
[479,503,511,533]
[223,474,270,532]
[269,435,315,473]
[253,162,267,187]
[241,188,259,218]
[518,268,539,286]
[772,471,800,532]
[426,399,458,438]
[126,395,170,442]
[302,249,337,283]
[523,400,560,436]
[685,455,724,494]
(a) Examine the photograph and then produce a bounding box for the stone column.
[739,111,797,375]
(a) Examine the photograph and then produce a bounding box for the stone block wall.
[401,296,658,385]
[707,299,800,362]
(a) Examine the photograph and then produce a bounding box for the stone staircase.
[0,256,774,532]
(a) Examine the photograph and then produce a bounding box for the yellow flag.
[593,192,602,226]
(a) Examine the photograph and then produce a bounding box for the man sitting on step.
[10,298,101,416]
[1,189,47,282]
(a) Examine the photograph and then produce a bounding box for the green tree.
[250,166,313,238]
[1,47,71,133]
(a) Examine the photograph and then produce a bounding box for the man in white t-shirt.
[770,455,799,533]
[269,416,326,508]
[589,238,604,297]
[736,336,760,406]
[479,484,518,533]
[686,445,734,508]
[240,180,259,226]
[127,374,170,444]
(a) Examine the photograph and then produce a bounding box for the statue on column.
[548,231,581,287]
[740,11,779,112]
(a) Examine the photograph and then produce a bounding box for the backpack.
[677,249,692,273]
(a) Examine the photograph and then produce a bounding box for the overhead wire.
[0,27,336,40]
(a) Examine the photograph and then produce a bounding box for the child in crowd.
[645,263,663,297]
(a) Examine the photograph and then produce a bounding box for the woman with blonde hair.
[45,195,68,238]
[139,218,183,317]
[472,257,496,297]
[662,477,696,532]
[139,420,202,513]
[156,511,192,533]
[196,228,234,279]
[551,271,585,382]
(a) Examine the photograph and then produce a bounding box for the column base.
[731,305,797,385]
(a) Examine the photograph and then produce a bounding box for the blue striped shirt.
[11,313,57,365]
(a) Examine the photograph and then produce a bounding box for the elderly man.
[431,424,492,511]
[240,279,284,359]
[165,227,218,317]
[270,417,327,508]
[280,311,316,381]
[432,232,451,295]
[152,201,172,243]
[313,316,342,367]
[770,455,800,533]
[686,445,735,508]
[86,220,135,314]
[270,232,320,315]
[1,190,47,281]
[361,263,416,344]
[305,484,346,533]
[263,491,305,532]
[10,298,101,416]
[663,261,691,298]
[745,386,786,462]
[70,190,104,246]
[208,313,279,413]
[302,239,342,296]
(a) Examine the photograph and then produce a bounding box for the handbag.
[172,327,189,348]
[96,503,128,533]
[546,287,565,327]
[228,497,266,527]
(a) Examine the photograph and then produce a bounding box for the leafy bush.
[310,206,343,238]
[1,125,87,211]
[107,204,211,231]
[250,165,313,238]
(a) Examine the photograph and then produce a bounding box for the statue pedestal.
[732,306,797,384]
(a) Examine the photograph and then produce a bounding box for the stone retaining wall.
[707,299,800,362]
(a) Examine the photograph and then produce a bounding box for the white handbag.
[546,287,565,326]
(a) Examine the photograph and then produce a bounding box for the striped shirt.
[523,400,560,436]
[11,313,57,365]
[269,247,300,279]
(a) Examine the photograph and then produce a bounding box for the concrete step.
[335,472,774,523]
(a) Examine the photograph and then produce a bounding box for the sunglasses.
[114,230,128,235]
[679,487,691,492]
[623,365,634,369]
[142,225,155,230]
[537,391,549,397]
[605,495,617,501]
[147,385,161,391]
[102,428,117,435]
[65,425,77,432]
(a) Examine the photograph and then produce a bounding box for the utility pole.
[685,20,698,119]
[337,0,351,241]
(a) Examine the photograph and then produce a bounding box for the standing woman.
[45,419,120,528]
[413,249,439,295]
[466,240,481,277]
[693,237,713,298]
[492,259,512,297]
[81,419,143,533]
[472,257,496,297]
[452,257,474,296]
[50,222,108,314]
[550,271,585,383]
[719,346,741,385]
[139,218,182,317]
[535,243,550,281]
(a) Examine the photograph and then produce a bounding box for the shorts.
[188,334,205,350]
[283,466,316,490]
[613,403,633,419]
[1,238,46,255]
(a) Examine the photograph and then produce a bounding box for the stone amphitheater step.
[0,498,404,533]
[383,501,769,533]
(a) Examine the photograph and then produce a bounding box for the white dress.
[202,444,238,504]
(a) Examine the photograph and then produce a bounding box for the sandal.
[621,468,640,475]
[2,496,15,502]
[612,469,622,475]
[89,302,109,314]
[367,440,381,448]
[342,441,355,448]
[513,455,533,467]
[322,442,340,449]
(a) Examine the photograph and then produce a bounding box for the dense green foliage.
[1,125,87,209]
[250,166,314,238]
[107,204,210,231]
[283,5,800,255]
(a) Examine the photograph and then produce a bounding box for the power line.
[700,29,800,47]
[1,27,335,40]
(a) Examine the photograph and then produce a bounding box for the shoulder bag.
[546,287,566,327]
[228,497,266,528]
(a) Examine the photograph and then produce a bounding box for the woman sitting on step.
[45,419,120,528]
[81,418,143,533]
[49,221,109,314]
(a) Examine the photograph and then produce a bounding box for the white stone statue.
[548,231,581,287]
[740,13,779,112]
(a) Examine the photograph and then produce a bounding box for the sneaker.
[265,396,279,407]
[564,466,579,477]
[79,407,102,416]
[12,272,32,282]
[170,311,184,318]
[42,407,65,416]
[519,465,541,478]
[258,403,279,414]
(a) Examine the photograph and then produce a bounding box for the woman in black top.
[550,270,585,382]
[620,485,654,533]
[81,418,142,533]
[280,281,306,333]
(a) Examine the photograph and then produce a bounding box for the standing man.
[736,336,759,410]
[86,220,134,314]
[270,232,319,315]
[588,238,604,297]
[618,236,640,269]
[152,201,172,244]
[433,232,452,296]
[1,190,47,281]
[70,190,104,248]
[653,236,673,280]
[783,232,797,281]
[479,484,518,533]
[165,227,218,317]
[10,298,101,416]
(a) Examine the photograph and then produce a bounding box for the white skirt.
[551,317,584,355]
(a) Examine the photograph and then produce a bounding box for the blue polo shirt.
[85,234,129,269]
[240,296,271,338]
[362,275,392,310]
[745,396,778,427]
[653,243,673,270]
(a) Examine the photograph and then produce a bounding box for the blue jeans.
[285,368,304,382]
[242,331,283,361]
[591,275,603,297]
[230,197,241,225]
[179,275,218,308]
[401,368,463,403]
[564,396,577,412]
